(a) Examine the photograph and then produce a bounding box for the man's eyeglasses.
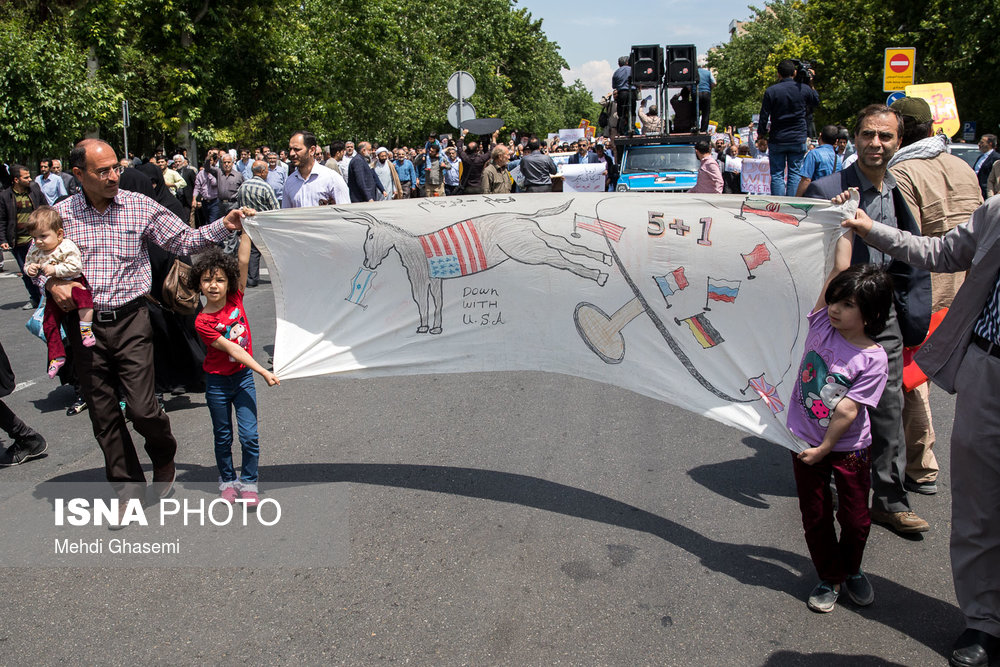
[94,165,124,180]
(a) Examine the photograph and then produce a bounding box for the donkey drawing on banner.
[342,200,611,334]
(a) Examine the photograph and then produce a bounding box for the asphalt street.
[0,254,965,666]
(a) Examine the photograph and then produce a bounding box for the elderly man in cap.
[886,95,983,498]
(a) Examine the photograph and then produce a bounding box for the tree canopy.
[2,0,601,161]
[707,0,998,136]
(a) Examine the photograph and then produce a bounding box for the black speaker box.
[665,44,698,85]
[630,44,664,84]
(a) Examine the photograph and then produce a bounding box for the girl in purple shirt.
[787,237,892,614]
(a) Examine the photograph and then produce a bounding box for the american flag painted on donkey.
[419,220,490,278]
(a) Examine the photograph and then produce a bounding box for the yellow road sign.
[884,47,916,92]
[905,82,961,138]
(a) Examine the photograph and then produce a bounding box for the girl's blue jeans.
[205,368,259,488]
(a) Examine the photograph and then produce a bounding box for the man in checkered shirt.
[235,159,278,287]
[39,139,247,505]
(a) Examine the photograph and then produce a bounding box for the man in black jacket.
[805,103,931,536]
[974,134,998,199]
[173,154,197,224]
[457,129,496,195]
[0,164,46,306]
[348,142,378,203]
[758,59,819,196]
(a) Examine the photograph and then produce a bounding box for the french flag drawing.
[653,267,689,308]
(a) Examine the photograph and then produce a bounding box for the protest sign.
[741,159,771,195]
[560,163,606,192]
[558,128,585,143]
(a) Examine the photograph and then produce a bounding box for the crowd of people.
[0,55,999,665]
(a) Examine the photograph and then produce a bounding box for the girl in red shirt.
[189,232,278,506]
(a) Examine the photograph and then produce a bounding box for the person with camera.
[757,59,819,196]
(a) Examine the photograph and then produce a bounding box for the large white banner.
[247,193,846,451]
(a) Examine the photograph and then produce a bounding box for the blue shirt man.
[235,150,254,179]
[611,59,632,92]
[795,125,843,196]
[697,67,715,93]
[696,66,717,133]
[35,160,67,205]
[394,153,417,185]
[264,152,286,204]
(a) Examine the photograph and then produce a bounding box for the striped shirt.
[973,277,1000,345]
[236,176,279,212]
[45,190,230,308]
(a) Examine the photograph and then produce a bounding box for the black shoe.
[170,385,186,396]
[951,628,1000,667]
[0,433,48,466]
[246,278,259,288]
[66,396,87,415]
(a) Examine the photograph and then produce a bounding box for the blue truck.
[613,133,710,192]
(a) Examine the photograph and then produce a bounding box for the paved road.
[0,259,963,665]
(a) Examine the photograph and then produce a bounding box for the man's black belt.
[94,298,146,324]
[972,333,1000,359]
[220,197,234,203]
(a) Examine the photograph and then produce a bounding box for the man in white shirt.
[339,141,356,181]
[282,130,350,208]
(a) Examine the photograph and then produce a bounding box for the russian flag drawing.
[706,277,741,304]
[419,220,489,278]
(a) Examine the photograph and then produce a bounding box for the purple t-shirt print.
[787,307,889,452]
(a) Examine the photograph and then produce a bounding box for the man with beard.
[805,104,931,536]
[283,130,349,208]
[373,147,402,200]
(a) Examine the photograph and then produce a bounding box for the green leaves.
[709,0,999,134]
[1,0,596,158]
